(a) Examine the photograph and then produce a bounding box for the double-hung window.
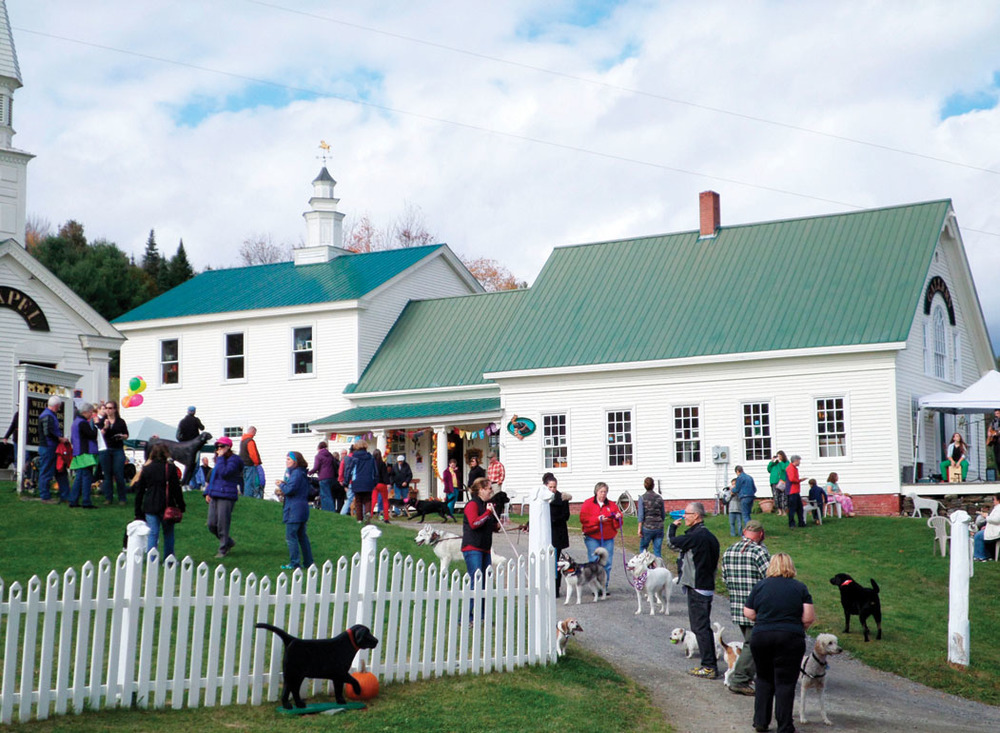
[543,414,568,469]
[160,339,179,385]
[225,332,245,380]
[742,402,771,461]
[293,327,314,375]
[673,406,701,463]
[607,410,633,467]
[816,398,846,458]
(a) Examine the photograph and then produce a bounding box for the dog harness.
[346,627,360,652]
[799,651,828,680]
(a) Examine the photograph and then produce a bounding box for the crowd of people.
[763,452,856,522]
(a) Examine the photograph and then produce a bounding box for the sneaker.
[687,666,719,679]
[728,683,754,696]
[280,564,299,571]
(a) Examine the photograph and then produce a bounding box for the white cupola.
[0,0,32,247]
[295,166,349,265]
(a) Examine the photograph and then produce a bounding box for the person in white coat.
[973,493,1000,561]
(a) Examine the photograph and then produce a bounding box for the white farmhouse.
[113,169,482,484]
[313,192,995,513]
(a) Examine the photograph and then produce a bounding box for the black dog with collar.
[829,573,882,641]
[256,622,379,708]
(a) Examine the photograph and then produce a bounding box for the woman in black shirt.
[744,553,815,733]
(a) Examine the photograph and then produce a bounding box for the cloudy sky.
[9,1,1000,346]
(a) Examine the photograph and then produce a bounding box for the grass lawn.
[0,646,671,733]
[640,509,1000,706]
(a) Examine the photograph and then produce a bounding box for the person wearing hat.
[205,436,242,558]
[176,406,204,443]
[721,520,770,695]
[390,454,412,517]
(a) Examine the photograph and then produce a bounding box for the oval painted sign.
[507,415,536,440]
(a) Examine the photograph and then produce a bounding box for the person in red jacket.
[579,481,621,590]
[462,477,499,624]
[785,455,807,529]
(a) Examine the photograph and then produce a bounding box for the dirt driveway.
[552,533,1000,733]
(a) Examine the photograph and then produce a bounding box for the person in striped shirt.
[721,520,770,695]
[487,451,505,491]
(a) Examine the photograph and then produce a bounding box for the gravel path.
[549,532,1000,733]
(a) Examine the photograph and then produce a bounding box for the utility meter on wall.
[712,446,729,464]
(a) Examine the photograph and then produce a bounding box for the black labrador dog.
[255,622,379,708]
[830,573,882,641]
[145,431,212,487]
[408,499,456,523]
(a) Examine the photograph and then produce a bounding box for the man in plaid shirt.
[720,519,770,695]
[487,451,505,489]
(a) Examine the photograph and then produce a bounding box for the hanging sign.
[507,415,536,440]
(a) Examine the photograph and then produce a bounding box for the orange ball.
[345,671,379,701]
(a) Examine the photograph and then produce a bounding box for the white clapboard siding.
[0,541,555,724]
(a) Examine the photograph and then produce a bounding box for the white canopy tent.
[916,370,1000,481]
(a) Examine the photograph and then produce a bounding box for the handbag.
[163,464,183,523]
[776,479,787,491]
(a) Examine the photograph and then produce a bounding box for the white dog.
[799,633,842,726]
[712,622,745,685]
[556,618,583,657]
[669,627,699,658]
[626,550,672,615]
[414,525,506,576]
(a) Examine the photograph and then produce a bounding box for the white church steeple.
[294,165,349,266]
[0,0,32,247]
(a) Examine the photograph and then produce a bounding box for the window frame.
[932,304,947,380]
[741,400,772,462]
[672,404,702,465]
[541,413,569,470]
[290,422,311,436]
[223,331,246,383]
[291,324,316,379]
[814,396,849,460]
[159,337,180,388]
[605,408,635,469]
[222,425,244,439]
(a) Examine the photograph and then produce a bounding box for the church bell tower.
[0,0,32,246]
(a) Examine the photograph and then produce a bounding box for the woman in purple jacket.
[205,436,242,558]
[69,404,99,508]
[275,452,314,571]
[308,441,338,512]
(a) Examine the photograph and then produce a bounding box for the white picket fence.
[0,526,557,724]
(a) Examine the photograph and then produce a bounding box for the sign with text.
[0,286,49,331]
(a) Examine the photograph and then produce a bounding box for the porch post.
[373,429,387,456]
[433,424,448,500]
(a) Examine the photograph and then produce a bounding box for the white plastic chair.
[927,515,948,557]
[824,501,843,519]
[803,500,823,525]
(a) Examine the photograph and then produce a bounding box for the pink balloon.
[130,394,144,407]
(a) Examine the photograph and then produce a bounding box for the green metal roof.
[485,200,952,373]
[113,244,444,323]
[311,397,501,427]
[352,289,528,393]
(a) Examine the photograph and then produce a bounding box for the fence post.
[355,524,381,671]
[947,510,971,668]
[119,520,149,702]
[527,486,554,661]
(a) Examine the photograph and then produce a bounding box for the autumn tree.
[344,202,434,253]
[25,214,52,252]
[239,233,291,265]
[462,256,527,292]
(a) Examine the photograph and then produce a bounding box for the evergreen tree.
[165,239,195,289]
[141,229,162,288]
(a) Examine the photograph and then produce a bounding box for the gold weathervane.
[317,140,332,166]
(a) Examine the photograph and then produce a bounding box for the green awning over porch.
[310,397,501,430]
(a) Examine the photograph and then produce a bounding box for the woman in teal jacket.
[766,451,790,516]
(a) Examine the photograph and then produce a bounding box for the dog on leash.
[625,550,672,615]
[799,633,842,725]
[557,548,609,604]
[712,622,745,685]
[413,525,505,576]
[830,573,882,641]
[255,622,379,708]
[556,618,583,657]
[669,627,699,658]
[409,499,456,523]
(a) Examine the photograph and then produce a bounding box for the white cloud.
[10,0,1000,346]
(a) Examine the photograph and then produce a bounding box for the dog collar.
[840,579,853,587]
[347,627,360,651]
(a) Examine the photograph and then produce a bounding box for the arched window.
[933,305,947,379]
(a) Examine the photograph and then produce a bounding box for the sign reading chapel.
[0,285,49,331]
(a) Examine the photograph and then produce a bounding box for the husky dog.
[626,550,672,615]
[557,548,609,604]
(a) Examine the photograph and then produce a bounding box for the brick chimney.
[699,190,720,238]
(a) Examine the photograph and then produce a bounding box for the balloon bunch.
[121,375,147,408]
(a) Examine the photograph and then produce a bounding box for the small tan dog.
[556,618,583,657]
[712,622,744,685]
[799,633,842,726]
